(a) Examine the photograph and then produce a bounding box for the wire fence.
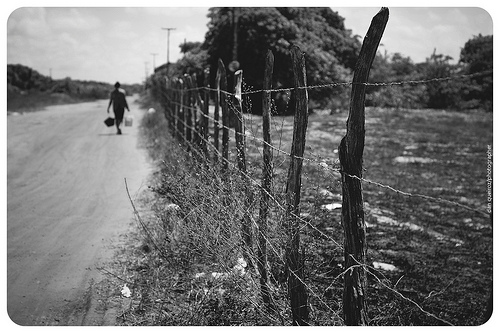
[168,69,493,97]
[139,42,492,325]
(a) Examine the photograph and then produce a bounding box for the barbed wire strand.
[162,89,489,218]
[165,113,435,324]
[165,69,493,98]
[163,117,344,323]
[155,70,491,324]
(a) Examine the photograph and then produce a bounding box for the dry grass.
[119,94,492,326]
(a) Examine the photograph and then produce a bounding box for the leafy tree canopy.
[367,34,492,112]
[202,7,361,112]
[157,9,492,113]
[458,34,493,109]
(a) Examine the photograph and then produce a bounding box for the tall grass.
[125,95,492,326]
[126,100,294,325]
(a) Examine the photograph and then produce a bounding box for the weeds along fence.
[143,8,492,326]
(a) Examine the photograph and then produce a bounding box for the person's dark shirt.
[109,88,128,110]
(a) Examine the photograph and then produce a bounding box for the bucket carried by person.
[124,115,134,127]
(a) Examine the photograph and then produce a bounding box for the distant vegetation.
[7,64,143,112]
[151,7,492,113]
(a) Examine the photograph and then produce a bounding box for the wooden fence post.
[338,7,389,326]
[285,45,309,326]
[234,69,254,268]
[169,78,176,135]
[164,77,171,128]
[258,49,274,307]
[190,73,202,147]
[214,67,221,163]
[202,68,210,157]
[170,79,178,137]
[184,74,193,145]
[218,59,229,170]
[175,78,184,141]
[234,70,246,172]
[177,78,185,142]
[164,77,171,133]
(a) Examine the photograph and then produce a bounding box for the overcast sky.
[5,2,495,85]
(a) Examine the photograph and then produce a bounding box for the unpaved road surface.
[7,97,152,326]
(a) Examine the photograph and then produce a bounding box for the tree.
[459,34,493,111]
[172,41,209,77]
[420,50,462,109]
[203,7,361,114]
[367,52,427,109]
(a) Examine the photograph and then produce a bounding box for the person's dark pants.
[113,107,125,130]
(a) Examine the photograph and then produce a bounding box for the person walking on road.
[107,82,130,135]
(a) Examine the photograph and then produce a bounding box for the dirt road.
[7,97,152,325]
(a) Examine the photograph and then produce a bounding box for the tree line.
[151,7,492,113]
[7,64,143,111]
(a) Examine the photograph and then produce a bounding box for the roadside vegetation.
[111,91,492,325]
[112,7,492,326]
[154,8,492,113]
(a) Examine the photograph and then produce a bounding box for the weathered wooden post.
[169,78,175,134]
[168,78,176,135]
[177,78,185,142]
[214,67,221,163]
[258,49,274,307]
[218,59,229,170]
[234,69,254,268]
[338,7,389,326]
[184,74,193,144]
[285,45,309,326]
[174,78,181,139]
[233,70,246,172]
[190,73,203,147]
[202,68,210,157]
[164,77,171,129]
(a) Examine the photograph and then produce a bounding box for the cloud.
[8,8,51,38]
[130,7,208,18]
[48,8,102,32]
[338,7,492,63]
[7,7,492,85]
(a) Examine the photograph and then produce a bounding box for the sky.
[4,2,495,85]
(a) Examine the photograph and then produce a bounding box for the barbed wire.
[157,110,457,325]
[162,90,490,218]
[158,115,345,323]
[152,69,491,325]
[164,69,493,97]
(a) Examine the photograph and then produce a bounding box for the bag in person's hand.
[104,117,115,127]
[124,115,134,127]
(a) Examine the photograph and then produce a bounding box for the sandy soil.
[6,97,152,326]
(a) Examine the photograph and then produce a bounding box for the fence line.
[159,102,456,323]
[158,70,487,324]
[160,88,489,218]
[154,104,456,326]
[166,104,344,248]
[159,108,345,323]
[148,9,490,324]
[159,100,419,319]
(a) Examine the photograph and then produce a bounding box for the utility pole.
[151,53,158,71]
[161,27,176,65]
[232,7,239,62]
